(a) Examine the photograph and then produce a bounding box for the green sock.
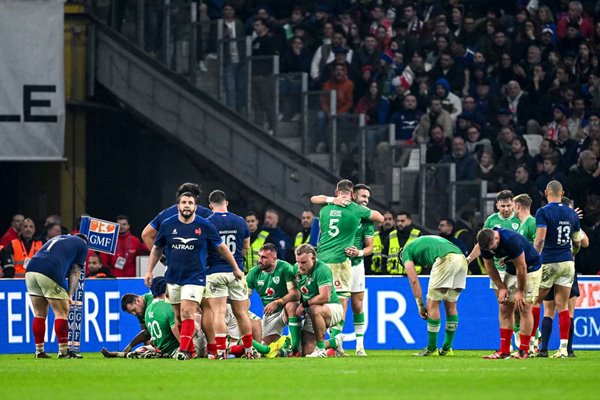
[289,316,301,352]
[442,315,458,351]
[513,322,520,334]
[427,318,441,352]
[252,340,270,355]
[316,340,326,349]
[354,313,365,350]
[328,319,344,348]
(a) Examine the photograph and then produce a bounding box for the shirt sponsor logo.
[257,280,265,286]
[266,287,275,296]
[300,286,308,294]
[171,237,197,250]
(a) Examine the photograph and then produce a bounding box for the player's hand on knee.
[497,288,508,304]
[233,268,244,280]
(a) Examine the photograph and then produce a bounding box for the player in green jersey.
[247,243,300,355]
[401,236,468,356]
[311,179,383,355]
[294,244,344,357]
[514,194,536,243]
[311,183,376,356]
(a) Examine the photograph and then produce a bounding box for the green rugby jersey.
[350,220,375,267]
[246,259,296,312]
[518,216,536,243]
[297,260,340,305]
[317,202,371,263]
[401,236,463,268]
[144,299,179,355]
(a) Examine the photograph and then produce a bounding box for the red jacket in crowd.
[99,231,146,277]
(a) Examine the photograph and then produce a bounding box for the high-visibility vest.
[294,231,310,248]
[387,228,421,275]
[11,238,42,278]
[371,231,385,273]
[244,230,270,273]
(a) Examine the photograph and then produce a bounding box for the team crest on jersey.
[512,223,519,230]
[195,228,201,235]
[266,287,275,296]
[300,286,308,294]
[272,276,280,284]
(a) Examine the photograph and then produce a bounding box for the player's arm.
[241,237,250,257]
[482,257,506,294]
[67,263,83,300]
[362,236,374,256]
[368,209,384,224]
[124,326,151,352]
[466,243,481,264]
[511,252,528,312]
[144,245,164,287]
[141,224,157,253]
[216,242,243,279]
[403,260,427,319]
[310,195,349,207]
[170,324,180,341]
[264,283,300,315]
[305,285,331,306]
[580,230,589,248]
[533,227,546,254]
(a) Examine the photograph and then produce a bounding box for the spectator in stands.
[354,81,389,126]
[429,50,465,96]
[315,63,354,153]
[440,136,478,181]
[500,80,535,135]
[86,252,114,279]
[473,78,499,129]
[403,2,424,39]
[425,33,451,67]
[497,136,535,185]
[251,17,278,134]
[492,125,517,163]
[0,214,24,248]
[351,34,380,77]
[262,208,292,262]
[534,138,561,176]
[546,102,572,141]
[505,164,542,213]
[557,1,594,39]
[567,150,600,210]
[414,96,453,144]
[465,126,493,156]
[38,222,62,244]
[437,218,468,256]
[1,218,42,278]
[389,94,421,143]
[426,124,452,164]
[433,78,462,121]
[477,149,500,192]
[555,126,579,171]
[375,51,396,96]
[536,153,568,193]
[316,31,354,84]
[280,35,311,121]
[100,215,146,278]
[222,3,247,114]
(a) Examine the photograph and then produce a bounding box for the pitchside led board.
[1,276,599,353]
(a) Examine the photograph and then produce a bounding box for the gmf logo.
[90,220,117,233]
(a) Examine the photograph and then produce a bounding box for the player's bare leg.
[307,305,332,357]
[440,299,459,356]
[552,285,571,358]
[415,295,442,356]
[484,302,514,359]
[514,302,533,359]
[231,299,255,358]
[206,297,228,358]
[29,295,50,358]
[176,300,199,360]
[46,297,71,358]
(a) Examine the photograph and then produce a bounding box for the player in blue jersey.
[144,192,242,360]
[533,181,583,358]
[141,182,212,251]
[25,234,88,359]
[203,190,255,359]
[477,228,542,359]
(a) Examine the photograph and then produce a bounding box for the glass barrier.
[246,55,279,134]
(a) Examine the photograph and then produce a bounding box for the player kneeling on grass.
[478,228,542,359]
[401,236,467,356]
[246,243,300,357]
[294,244,344,357]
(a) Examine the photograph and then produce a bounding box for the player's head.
[208,190,228,210]
[121,294,146,316]
[382,211,395,230]
[477,228,499,251]
[561,196,574,208]
[545,180,564,200]
[495,190,514,218]
[87,253,102,273]
[116,215,130,235]
[512,194,532,216]
[438,218,454,235]
[396,212,412,230]
[295,243,317,274]
[300,210,314,229]
[258,243,278,270]
[150,276,167,298]
[245,211,260,232]
[177,192,198,220]
[176,182,201,202]
[264,208,280,228]
[335,179,354,199]
[353,184,372,206]
[75,233,88,244]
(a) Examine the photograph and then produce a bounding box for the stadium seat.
[523,134,543,157]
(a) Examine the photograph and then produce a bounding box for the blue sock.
[567,318,574,353]
[541,317,553,352]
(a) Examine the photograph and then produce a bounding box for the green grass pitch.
[1,351,599,400]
